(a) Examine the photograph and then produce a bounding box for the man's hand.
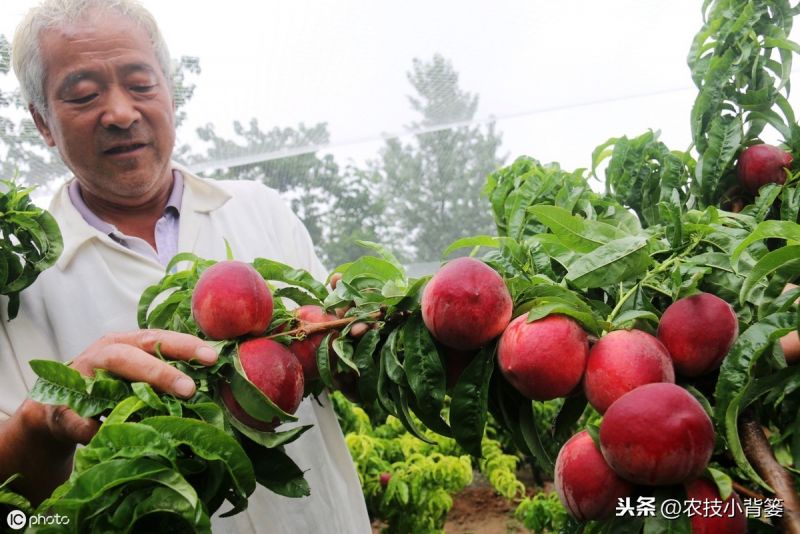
[0,329,218,504]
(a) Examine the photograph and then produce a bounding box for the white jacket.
[0,166,371,533]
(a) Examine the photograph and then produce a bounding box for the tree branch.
[739,410,800,534]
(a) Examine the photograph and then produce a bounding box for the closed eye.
[64,94,97,104]
[131,85,157,93]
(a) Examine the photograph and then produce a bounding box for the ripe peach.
[191,260,273,340]
[737,143,793,194]
[421,257,512,350]
[583,329,675,414]
[779,283,799,365]
[379,473,392,488]
[555,431,634,521]
[657,293,738,377]
[498,314,588,401]
[219,381,274,431]
[685,478,747,534]
[221,338,304,431]
[600,383,715,485]
[287,305,338,381]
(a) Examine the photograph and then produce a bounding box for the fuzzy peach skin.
[583,329,675,414]
[657,292,738,376]
[421,257,512,350]
[498,314,588,401]
[191,260,273,340]
[555,430,634,521]
[600,383,715,486]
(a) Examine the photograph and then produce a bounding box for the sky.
[0,0,797,186]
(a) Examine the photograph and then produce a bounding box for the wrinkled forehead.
[38,8,161,85]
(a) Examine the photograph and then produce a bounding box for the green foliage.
[357,54,505,262]
[0,179,63,318]
[331,392,528,533]
[514,492,569,533]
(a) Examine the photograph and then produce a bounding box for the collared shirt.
[67,170,184,266]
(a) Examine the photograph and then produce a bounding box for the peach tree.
[4,0,800,532]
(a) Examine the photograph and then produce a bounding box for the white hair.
[11,0,173,115]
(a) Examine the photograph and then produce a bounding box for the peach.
[421,257,512,350]
[191,260,273,340]
[600,383,715,485]
[737,143,793,194]
[657,293,738,377]
[583,329,675,414]
[685,478,747,534]
[555,431,634,521]
[219,381,274,432]
[221,338,304,431]
[287,305,338,381]
[498,314,588,401]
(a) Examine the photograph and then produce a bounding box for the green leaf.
[715,312,796,490]
[528,204,625,252]
[353,329,381,403]
[28,360,130,418]
[247,446,310,499]
[391,387,434,444]
[140,416,256,499]
[442,235,501,257]
[402,315,446,427]
[230,418,312,449]
[74,422,177,472]
[519,399,554,477]
[252,258,328,301]
[731,220,800,267]
[644,486,691,533]
[230,356,297,424]
[706,467,734,500]
[450,345,495,457]
[566,236,651,289]
[739,245,800,305]
[316,332,336,389]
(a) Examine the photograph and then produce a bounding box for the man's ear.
[30,104,56,147]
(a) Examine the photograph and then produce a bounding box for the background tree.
[190,120,339,260]
[371,54,506,262]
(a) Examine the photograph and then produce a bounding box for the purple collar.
[68,170,184,233]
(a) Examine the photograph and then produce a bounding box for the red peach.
[238,338,304,416]
[737,144,793,194]
[191,260,273,340]
[657,293,739,377]
[583,329,675,414]
[685,477,747,534]
[219,381,275,432]
[287,305,338,381]
[555,431,634,521]
[498,314,588,401]
[421,257,512,350]
[600,383,715,486]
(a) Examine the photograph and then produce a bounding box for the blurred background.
[0,0,796,267]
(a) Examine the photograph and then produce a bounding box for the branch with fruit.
[3,1,800,532]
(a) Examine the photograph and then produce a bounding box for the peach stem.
[266,311,383,339]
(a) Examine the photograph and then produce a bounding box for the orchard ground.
[371,470,543,534]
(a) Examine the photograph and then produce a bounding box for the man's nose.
[100,86,141,129]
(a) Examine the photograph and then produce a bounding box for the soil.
[371,470,541,534]
[443,486,530,534]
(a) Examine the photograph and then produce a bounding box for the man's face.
[32,9,175,205]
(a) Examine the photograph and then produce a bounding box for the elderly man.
[0,0,370,532]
